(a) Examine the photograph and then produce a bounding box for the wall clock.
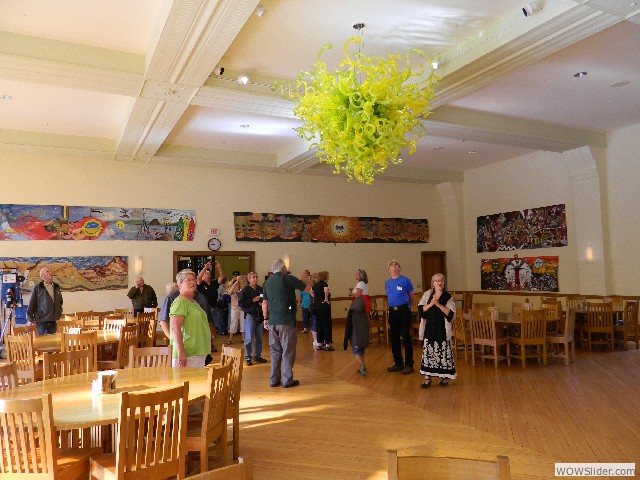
[208,238,221,251]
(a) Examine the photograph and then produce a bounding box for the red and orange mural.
[234,212,428,243]
[481,256,559,292]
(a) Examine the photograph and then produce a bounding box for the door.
[421,252,446,293]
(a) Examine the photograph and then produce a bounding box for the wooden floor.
[208,328,640,479]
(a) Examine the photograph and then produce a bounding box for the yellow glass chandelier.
[285,35,439,184]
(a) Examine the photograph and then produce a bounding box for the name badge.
[396,285,403,291]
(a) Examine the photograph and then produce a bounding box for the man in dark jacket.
[239,272,266,366]
[127,276,158,315]
[27,267,63,335]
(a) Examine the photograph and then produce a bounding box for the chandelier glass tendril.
[282,35,440,184]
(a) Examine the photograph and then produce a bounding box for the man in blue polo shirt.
[385,259,415,374]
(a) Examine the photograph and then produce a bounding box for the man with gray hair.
[27,267,63,336]
[262,259,311,388]
[127,276,158,315]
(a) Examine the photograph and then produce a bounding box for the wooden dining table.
[32,330,121,353]
[0,367,210,429]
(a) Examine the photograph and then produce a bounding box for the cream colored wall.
[603,123,640,295]
[0,152,445,314]
[462,150,580,293]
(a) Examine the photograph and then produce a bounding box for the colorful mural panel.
[0,204,195,241]
[234,212,428,243]
[0,256,128,292]
[476,204,567,252]
[480,256,559,292]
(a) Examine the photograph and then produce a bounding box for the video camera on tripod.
[0,268,27,356]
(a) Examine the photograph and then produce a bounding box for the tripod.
[0,303,14,359]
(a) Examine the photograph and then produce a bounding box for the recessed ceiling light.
[240,124,250,129]
[0,95,13,100]
[468,151,477,154]
[237,74,249,85]
[610,80,630,88]
[432,146,444,151]
[574,72,588,78]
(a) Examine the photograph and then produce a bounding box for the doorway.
[173,251,255,280]
[421,251,447,293]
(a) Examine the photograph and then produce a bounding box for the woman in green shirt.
[170,269,211,367]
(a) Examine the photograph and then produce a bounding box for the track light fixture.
[213,66,224,76]
[522,3,538,17]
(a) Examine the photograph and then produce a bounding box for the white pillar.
[436,182,466,290]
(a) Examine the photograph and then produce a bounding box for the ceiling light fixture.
[574,71,588,78]
[468,150,477,154]
[240,124,250,129]
[237,74,249,85]
[610,80,630,88]
[278,23,440,184]
[0,95,13,100]
[213,66,224,76]
[255,3,267,17]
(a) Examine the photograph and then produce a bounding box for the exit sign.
[209,228,220,236]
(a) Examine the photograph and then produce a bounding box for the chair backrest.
[586,302,613,328]
[388,449,511,480]
[462,291,473,313]
[11,323,36,338]
[0,362,19,390]
[511,302,524,321]
[56,318,84,333]
[221,346,244,414]
[115,325,138,368]
[135,312,155,347]
[104,317,128,332]
[128,346,171,368]
[470,308,496,341]
[187,457,254,480]
[521,309,546,341]
[61,330,98,372]
[452,315,467,342]
[623,300,639,327]
[473,302,494,312]
[115,382,189,479]
[200,363,232,441]
[43,349,95,379]
[566,295,587,311]
[114,308,135,320]
[5,334,37,384]
[564,308,576,341]
[603,296,624,311]
[0,393,58,476]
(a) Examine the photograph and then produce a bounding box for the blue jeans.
[244,314,263,359]
[301,307,312,329]
[36,321,57,336]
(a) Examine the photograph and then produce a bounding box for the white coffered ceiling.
[0,0,639,183]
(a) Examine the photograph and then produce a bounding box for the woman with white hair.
[418,273,457,388]
[169,269,211,367]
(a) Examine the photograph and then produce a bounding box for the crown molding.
[193,84,295,118]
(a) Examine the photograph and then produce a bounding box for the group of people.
[25,259,459,391]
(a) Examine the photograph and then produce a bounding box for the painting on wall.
[0,256,128,292]
[480,256,559,292]
[234,212,429,243]
[476,204,567,252]
[0,204,195,241]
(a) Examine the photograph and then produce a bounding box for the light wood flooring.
[208,328,640,479]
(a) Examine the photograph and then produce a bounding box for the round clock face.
[208,238,221,251]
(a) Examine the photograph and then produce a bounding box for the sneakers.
[357,367,368,376]
[253,357,268,364]
[245,358,252,366]
[282,379,300,388]
[387,365,403,372]
[401,366,415,374]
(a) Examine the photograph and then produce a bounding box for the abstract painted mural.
[476,204,567,252]
[0,256,128,292]
[480,256,559,292]
[0,204,195,241]
[234,212,428,243]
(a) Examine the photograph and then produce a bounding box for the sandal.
[420,378,432,389]
[324,345,335,351]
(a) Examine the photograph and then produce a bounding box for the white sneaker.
[312,341,318,348]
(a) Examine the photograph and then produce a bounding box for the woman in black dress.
[418,273,457,388]
[313,270,334,351]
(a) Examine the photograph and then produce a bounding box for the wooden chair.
[61,330,99,372]
[127,345,171,368]
[583,302,614,351]
[103,317,127,332]
[57,317,84,333]
[613,300,639,350]
[540,296,556,304]
[0,393,102,479]
[0,362,19,390]
[472,302,494,312]
[75,310,94,323]
[113,308,135,320]
[603,295,625,311]
[98,325,137,370]
[185,363,232,472]
[547,308,576,365]
[566,295,586,312]
[470,308,510,367]
[461,291,473,314]
[541,301,563,333]
[187,457,253,480]
[89,382,189,480]
[5,333,43,384]
[221,346,244,460]
[452,314,472,362]
[388,449,511,480]
[509,309,547,367]
[43,348,95,379]
[368,297,385,343]
[135,312,156,347]
[10,323,36,338]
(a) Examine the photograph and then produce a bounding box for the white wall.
[0,152,445,313]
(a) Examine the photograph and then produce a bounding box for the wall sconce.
[134,256,143,275]
[585,245,594,264]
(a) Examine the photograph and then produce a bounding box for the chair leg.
[233,414,240,460]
